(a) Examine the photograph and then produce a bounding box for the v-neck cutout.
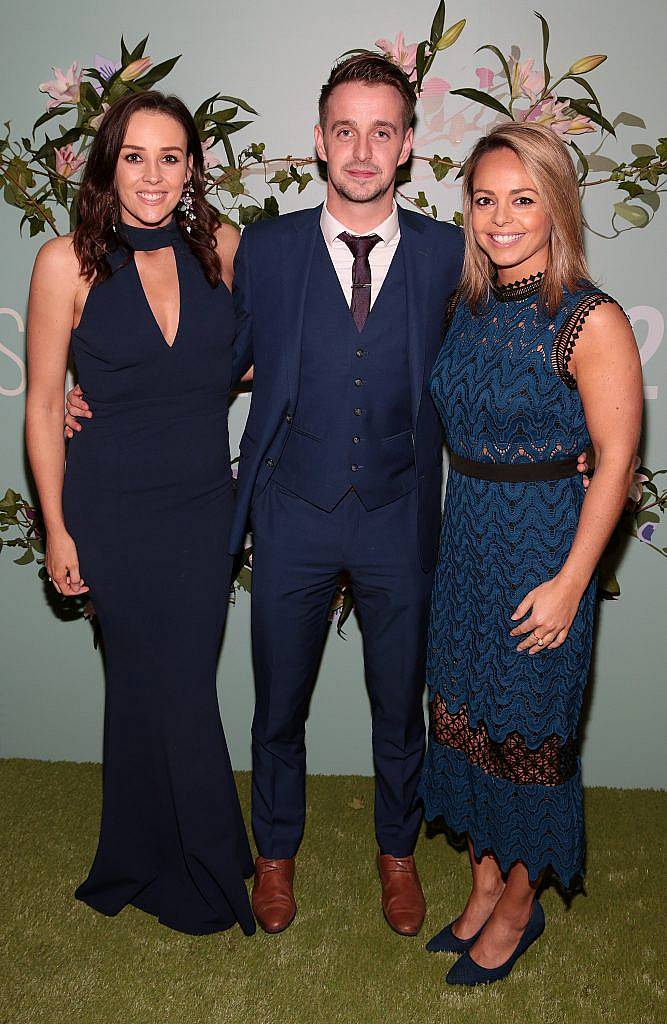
[134,246,181,349]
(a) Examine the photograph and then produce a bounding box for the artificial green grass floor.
[1,761,665,1024]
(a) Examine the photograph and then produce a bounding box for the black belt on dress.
[449,452,580,482]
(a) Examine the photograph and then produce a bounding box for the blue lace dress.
[419,274,618,886]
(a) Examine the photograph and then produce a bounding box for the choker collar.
[493,271,544,302]
[117,218,182,252]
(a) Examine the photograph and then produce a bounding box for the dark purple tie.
[338,231,382,332]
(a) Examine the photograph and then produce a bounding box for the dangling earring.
[179,178,196,233]
[107,192,117,233]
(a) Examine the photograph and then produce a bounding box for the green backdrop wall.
[1,0,665,787]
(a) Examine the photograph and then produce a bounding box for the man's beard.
[329,166,393,205]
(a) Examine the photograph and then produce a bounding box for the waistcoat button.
[354,378,364,387]
[354,407,363,416]
[265,458,275,468]
[351,464,359,472]
[353,436,360,444]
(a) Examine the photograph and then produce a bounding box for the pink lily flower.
[523,97,595,137]
[55,144,86,179]
[420,76,451,98]
[375,32,419,82]
[508,57,544,102]
[475,67,495,90]
[628,455,649,504]
[119,57,151,82]
[39,62,83,110]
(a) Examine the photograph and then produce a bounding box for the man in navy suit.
[232,55,463,935]
[65,55,464,936]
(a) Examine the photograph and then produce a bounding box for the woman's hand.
[510,574,584,654]
[46,528,89,597]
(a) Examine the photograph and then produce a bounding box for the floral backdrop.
[1,2,665,634]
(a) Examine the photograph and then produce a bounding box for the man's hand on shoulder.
[65,384,92,438]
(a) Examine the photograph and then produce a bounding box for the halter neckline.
[117,218,183,252]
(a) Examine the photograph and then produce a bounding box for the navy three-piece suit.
[231,204,463,858]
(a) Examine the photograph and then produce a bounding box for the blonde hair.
[459,121,590,316]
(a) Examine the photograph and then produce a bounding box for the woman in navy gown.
[26,91,255,936]
[419,123,642,985]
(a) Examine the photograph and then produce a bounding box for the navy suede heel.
[425,915,489,954]
[445,901,545,986]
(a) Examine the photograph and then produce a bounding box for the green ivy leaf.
[14,548,34,565]
[636,509,660,527]
[639,190,660,212]
[617,182,644,198]
[613,201,650,227]
[430,154,455,181]
[613,111,647,129]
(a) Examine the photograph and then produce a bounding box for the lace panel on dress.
[551,292,621,389]
[429,693,578,786]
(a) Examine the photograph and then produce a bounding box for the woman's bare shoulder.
[33,233,82,280]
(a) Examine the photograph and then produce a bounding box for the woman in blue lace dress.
[419,122,642,986]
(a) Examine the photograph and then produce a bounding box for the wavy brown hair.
[73,91,222,287]
[459,121,591,316]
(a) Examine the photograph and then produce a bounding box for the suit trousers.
[249,480,434,859]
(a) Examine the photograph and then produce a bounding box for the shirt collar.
[320,200,400,247]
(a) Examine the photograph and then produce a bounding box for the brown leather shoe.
[251,857,297,934]
[377,853,426,936]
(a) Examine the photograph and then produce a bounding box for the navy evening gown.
[63,218,255,935]
[419,273,620,886]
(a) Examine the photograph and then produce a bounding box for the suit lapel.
[399,207,432,426]
[281,205,322,409]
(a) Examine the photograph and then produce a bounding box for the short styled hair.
[319,54,416,133]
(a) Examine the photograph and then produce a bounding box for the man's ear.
[314,123,327,164]
[398,126,414,167]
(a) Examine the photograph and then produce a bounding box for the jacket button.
[351,464,359,472]
[354,378,364,387]
[353,436,360,444]
[354,407,362,417]
[285,414,293,424]
[265,458,275,468]
[356,348,365,358]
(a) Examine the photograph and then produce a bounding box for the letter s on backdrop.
[0,307,26,397]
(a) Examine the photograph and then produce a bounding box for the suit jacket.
[230,203,464,570]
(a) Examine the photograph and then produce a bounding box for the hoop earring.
[179,179,196,233]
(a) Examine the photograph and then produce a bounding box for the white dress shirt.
[320,201,401,310]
